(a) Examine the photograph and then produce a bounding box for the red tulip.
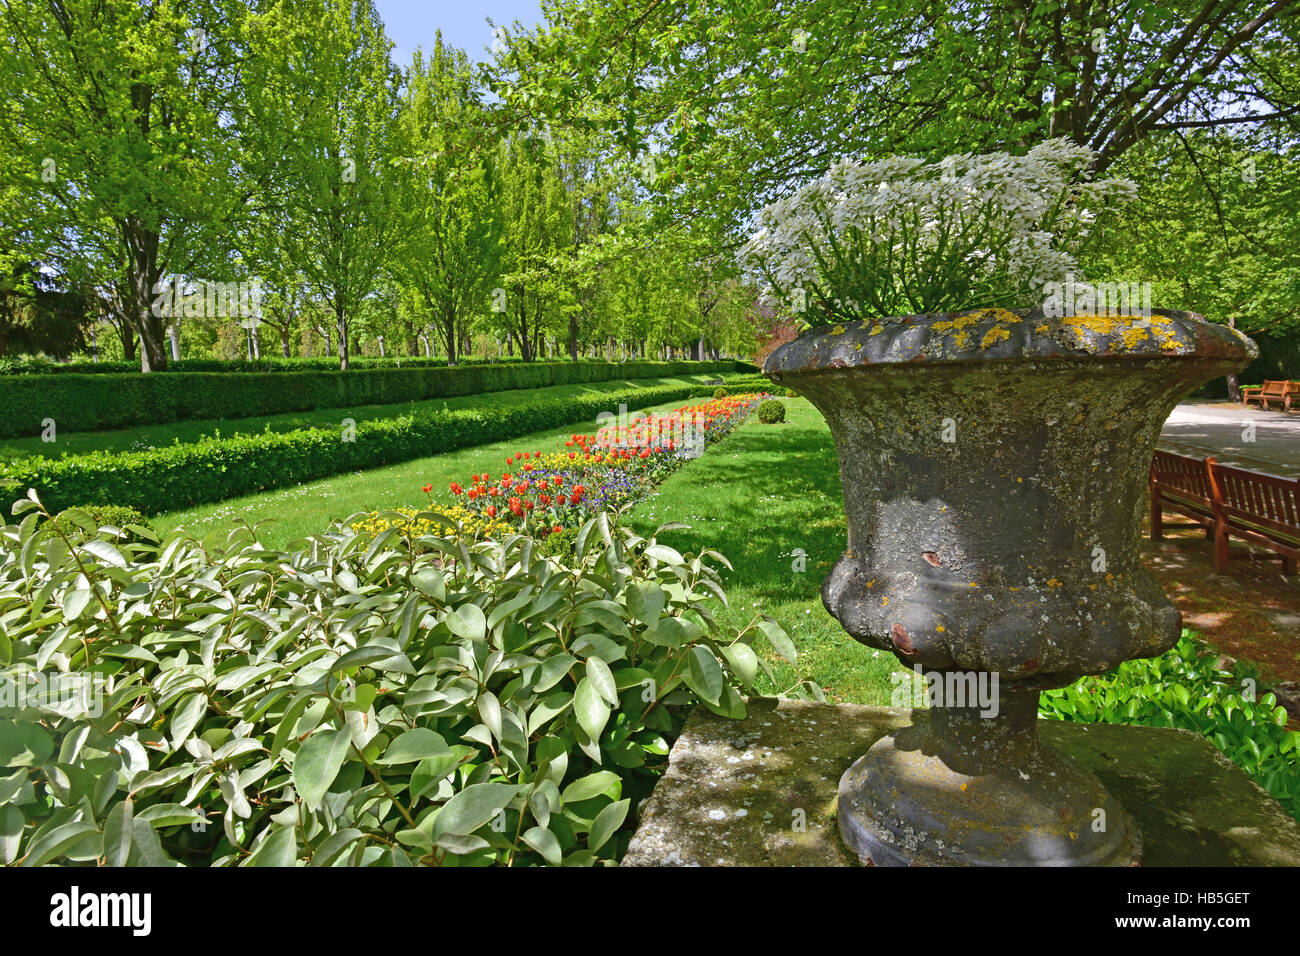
[486,505,497,517]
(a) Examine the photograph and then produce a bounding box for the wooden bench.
[1150,451,1300,574]
[1207,460,1300,575]
[1241,380,1299,412]
[1149,450,1217,538]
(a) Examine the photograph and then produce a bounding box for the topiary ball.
[785,389,799,398]
[713,386,728,399]
[758,399,786,424]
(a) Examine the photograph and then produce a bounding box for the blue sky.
[374,0,545,68]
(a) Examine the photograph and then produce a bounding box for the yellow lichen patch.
[830,324,847,335]
[1046,578,1063,588]
[1121,325,1151,348]
[936,625,946,632]
[980,326,1011,350]
[933,313,981,333]
[969,307,1022,324]
[1149,314,1183,350]
[1035,324,1050,334]
[1055,313,1188,352]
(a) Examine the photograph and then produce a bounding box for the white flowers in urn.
[738,138,1137,325]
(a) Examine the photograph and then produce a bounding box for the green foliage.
[713,386,728,399]
[0,0,255,369]
[757,399,786,424]
[1084,133,1300,348]
[489,1,1296,244]
[54,506,154,545]
[0,493,798,866]
[0,359,749,438]
[3,379,754,515]
[1040,634,1300,820]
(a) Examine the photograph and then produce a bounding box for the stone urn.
[764,307,1256,866]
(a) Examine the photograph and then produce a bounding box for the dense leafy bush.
[0,495,801,866]
[0,355,761,376]
[713,386,728,399]
[0,360,753,438]
[54,505,153,544]
[1040,633,1300,820]
[757,399,786,424]
[2,382,741,516]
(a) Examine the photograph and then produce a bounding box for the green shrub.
[1,383,766,516]
[1040,633,1300,820]
[2,355,762,376]
[713,386,728,399]
[785,389,798,398]
[757,399,786,424]
[0,495,804,866]
[54,505,154,544]
[0,359,755,438]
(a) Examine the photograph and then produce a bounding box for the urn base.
[837,719,1143,866]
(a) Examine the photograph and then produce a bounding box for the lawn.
[0,373,741,460]
[151,389,760,548]
[627,397,900,706]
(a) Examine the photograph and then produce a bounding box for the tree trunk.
[281,325,291,357]
[1225,317,1243,402]
[122,217,168,372]
[336,301,349,371]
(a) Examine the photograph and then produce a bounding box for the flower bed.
[353,393,769,548]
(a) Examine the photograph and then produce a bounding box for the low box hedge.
[1,381,768,516]
[0,354,757,375]
[0,359,756,438]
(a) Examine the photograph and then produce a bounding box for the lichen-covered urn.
[765,307,1256,866]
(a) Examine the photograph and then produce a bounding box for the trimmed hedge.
[1,354,755,374]
[0,359,754,438]
[2,381,769,516]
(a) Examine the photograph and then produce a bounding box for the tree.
[487,0,1300,238]
[392,36,503,365]
[1083,129,1300,397]
[0,262,88,358]
[494,136,573,361]
[243,0,402,370]
[0,0,253,370]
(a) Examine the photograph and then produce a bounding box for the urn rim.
[763,307,1257,377]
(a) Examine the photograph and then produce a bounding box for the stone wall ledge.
[621,699,1300,867]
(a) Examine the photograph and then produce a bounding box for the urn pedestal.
[764,308,1256,866]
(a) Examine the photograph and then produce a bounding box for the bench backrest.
[1207,461,1300,540]
[1150,450,1213,503]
